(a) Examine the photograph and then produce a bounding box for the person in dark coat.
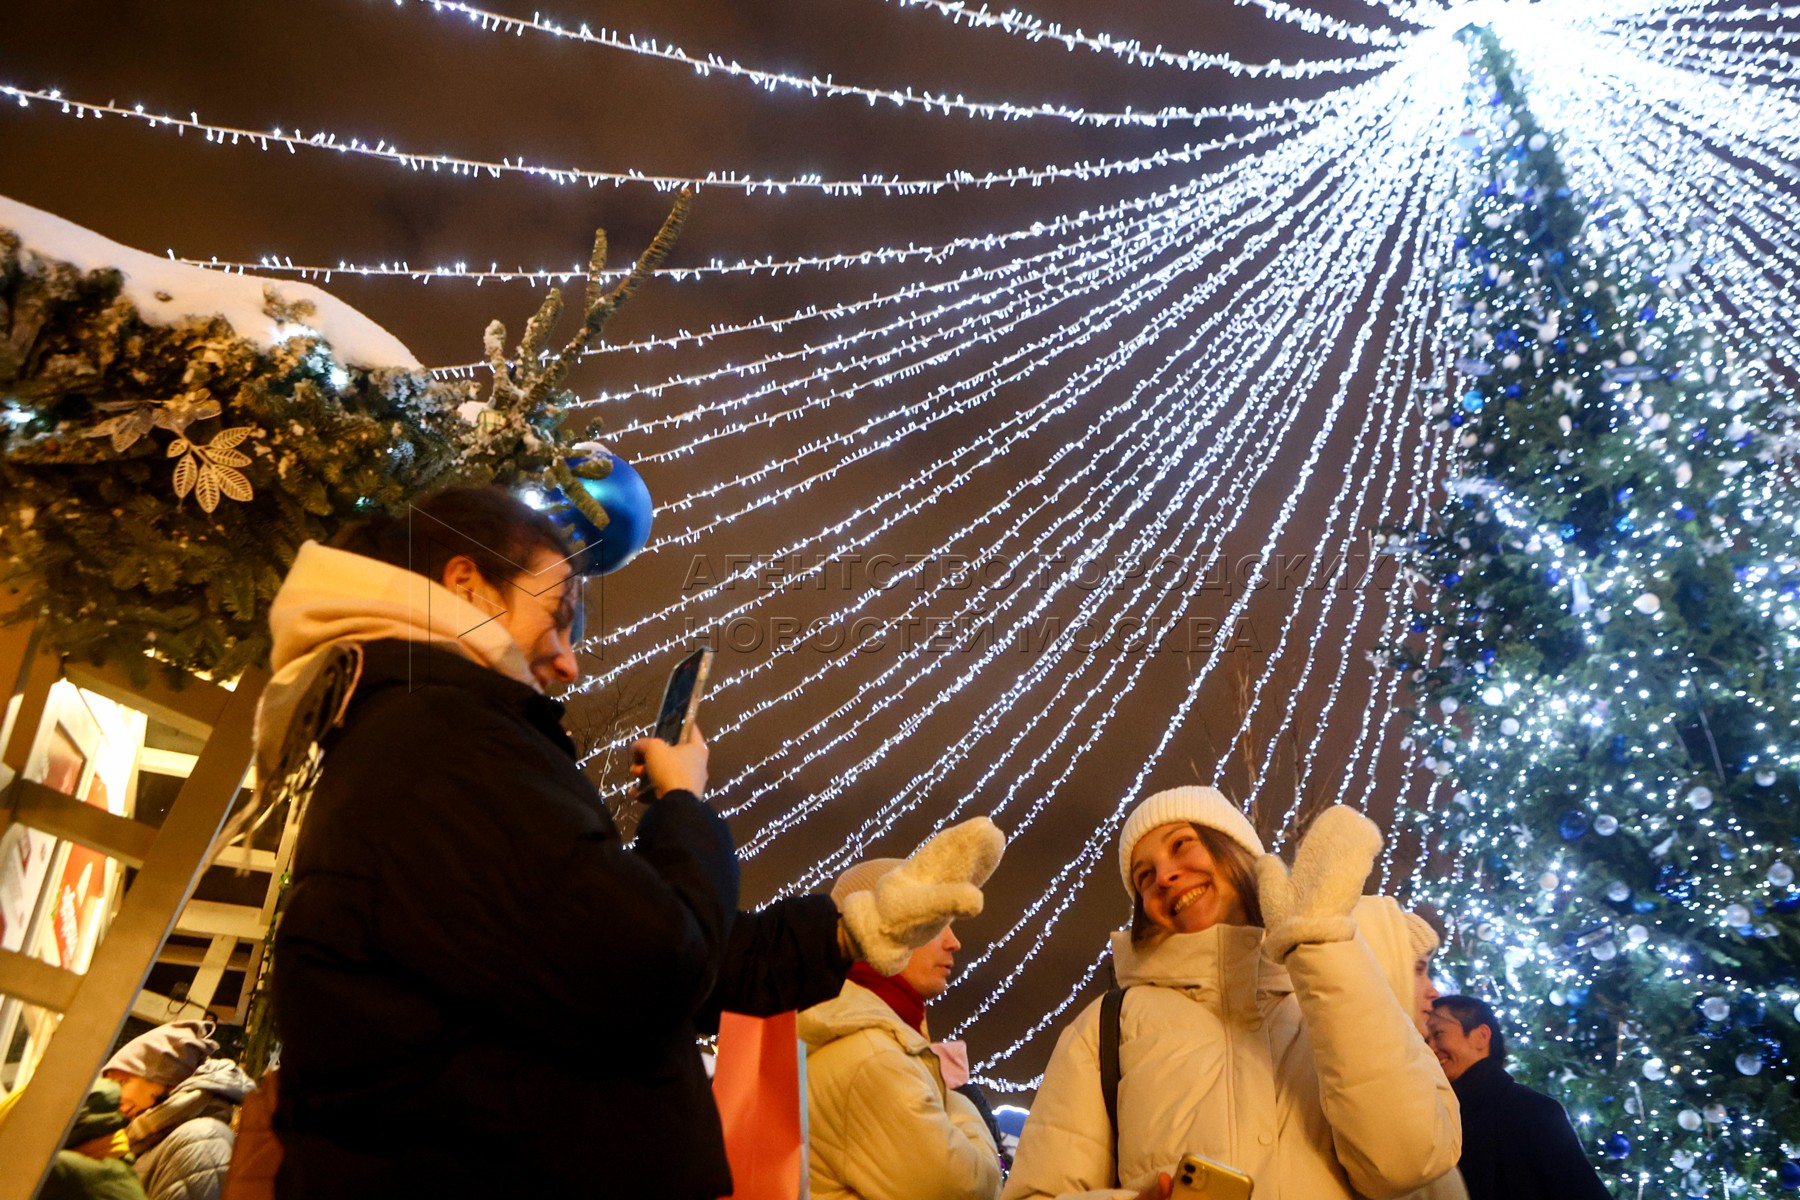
[1427,996,1612,1200]
[259,487,1000,1200]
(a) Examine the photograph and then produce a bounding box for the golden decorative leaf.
[87,409,158,453]
[195,462,222,512]
[154,396,222,434]
[201,447,252,469]
[209,426,255,450]
[167,438,191,457]
[216,465,254,503]
[172,452,198,500]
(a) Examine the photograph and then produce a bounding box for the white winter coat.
[1002,899,1461,1200]
[1360,898,1470,1200]
[799,981,1003,1200]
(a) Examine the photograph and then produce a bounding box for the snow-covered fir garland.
[0,192,688,681]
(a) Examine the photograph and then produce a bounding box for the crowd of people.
[1,1018,253,1200]
[7,485,1615,1199]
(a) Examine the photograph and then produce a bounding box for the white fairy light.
[10,1,1796,1118]
[0,82,1348,195]
[404,0,1357,128]
[875,0,1407,76]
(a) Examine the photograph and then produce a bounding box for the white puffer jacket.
[1003,899,1461,1200]
[1360,897,1470,1200]
[799,981,1003,1200]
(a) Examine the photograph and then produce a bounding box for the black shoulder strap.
[1099,985,1128,1184]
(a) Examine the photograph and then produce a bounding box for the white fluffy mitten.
[840,817,1006,974]
[1255,805,1382,963]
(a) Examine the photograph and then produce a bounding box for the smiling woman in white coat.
[1002,788,1462,1200]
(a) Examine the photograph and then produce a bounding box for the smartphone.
[637,647,713,797]
[1171,1154,1253,1200]
[652,647,714,746]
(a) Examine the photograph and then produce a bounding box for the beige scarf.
[253,541,536,783]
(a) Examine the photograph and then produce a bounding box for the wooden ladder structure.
[0,617,267,1200]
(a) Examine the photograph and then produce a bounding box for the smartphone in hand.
[637,648,713,797]
[653,648,713,745]
[1171,1154,1252,1200]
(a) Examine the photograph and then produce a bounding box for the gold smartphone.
[1170,1153,1253,1200]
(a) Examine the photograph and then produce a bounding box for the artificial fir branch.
[520,187,694,418]
[0,196,691,681]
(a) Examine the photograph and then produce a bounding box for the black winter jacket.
[272,642,847,1199]
[1451,1057,1613,1200]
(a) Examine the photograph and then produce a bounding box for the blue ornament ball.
[1558,811,1590,840]
[992,1104,1029,1141]
[1775,1158,1800,1188]
[1602,1133,1630,1160]
[547,449,655,575]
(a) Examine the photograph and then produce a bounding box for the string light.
[403,0,1347,128]
[874,0,1406,76]
[0,82,1344,196]
[9,2,1794,1143]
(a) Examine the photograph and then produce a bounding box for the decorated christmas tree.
[1407,28,1800,1197]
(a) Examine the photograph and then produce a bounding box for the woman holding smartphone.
[1002,788,1460,1200]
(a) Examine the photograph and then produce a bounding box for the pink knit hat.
[830,858,904,906]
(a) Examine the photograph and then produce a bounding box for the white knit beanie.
[1403,910,1441,960]
[830,857,904,906]
[1118,786,1263,896]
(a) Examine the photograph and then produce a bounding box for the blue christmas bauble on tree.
[1602,1133,1631,1159]
[1775,1158,1800,1188]
[546,448,654,575]
[1558,811,1590,840]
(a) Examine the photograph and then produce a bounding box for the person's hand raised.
[631,726,709,800]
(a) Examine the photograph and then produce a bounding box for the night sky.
[2,0,1437,1091]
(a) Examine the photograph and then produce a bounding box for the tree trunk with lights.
[1407,27,1800,1197]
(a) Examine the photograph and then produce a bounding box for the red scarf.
[847,962,926,1033]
